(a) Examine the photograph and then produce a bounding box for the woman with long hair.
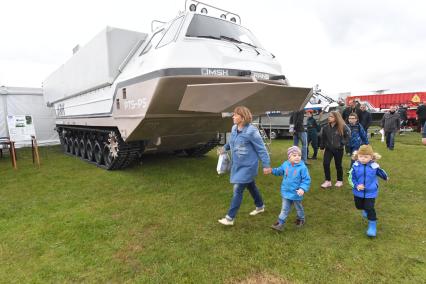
[319,111,350,188]
[218,106,271,226]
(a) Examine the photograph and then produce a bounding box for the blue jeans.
[293,132,307,162]
[385,131,395,149]
[278,198,305,224]
[226,181,264,220]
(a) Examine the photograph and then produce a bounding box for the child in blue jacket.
[267,146,311,231]
[349,145,388,237]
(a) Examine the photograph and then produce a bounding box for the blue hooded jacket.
[349,161,388,198]
[224,124,270,184]
[349,123,369,150]
[272,161,311,201]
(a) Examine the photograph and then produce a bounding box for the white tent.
[0,85,59,147]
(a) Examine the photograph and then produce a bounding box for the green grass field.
[1,132,425,283]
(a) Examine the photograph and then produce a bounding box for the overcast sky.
[1,0,426,98]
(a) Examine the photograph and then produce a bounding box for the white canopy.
[0,86,59,147]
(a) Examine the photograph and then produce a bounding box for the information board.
[6,115,36,142]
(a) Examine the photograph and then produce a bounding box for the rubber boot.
[362,210,367,219]
[366,220,377,237]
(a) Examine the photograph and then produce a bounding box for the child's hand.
[296,189,305,196]
[357,184,365,191]
[263,167,272,175]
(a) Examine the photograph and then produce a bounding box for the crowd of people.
[217,101,425,238]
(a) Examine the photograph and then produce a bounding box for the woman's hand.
[217,147,225,155]
[263,167,272,175]
[357,184,365,191]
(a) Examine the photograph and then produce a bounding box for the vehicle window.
[140,29,165,55]
[157,16,184,48]
[186,14,262,48]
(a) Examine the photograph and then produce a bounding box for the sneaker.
[311,156,317,160]
[218,217,234,226]
[295,219,305,227]
[249,207,265,216]
[321,181,332,188]
[335,181,343,187]
[271,222,284,231]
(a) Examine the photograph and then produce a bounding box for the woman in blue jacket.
[349,145,388,237]
[218,106,271,226]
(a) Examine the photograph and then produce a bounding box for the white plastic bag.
[217,153,231,174]
[379,128,385,142]
[289,124,295,134]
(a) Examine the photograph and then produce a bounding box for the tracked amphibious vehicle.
[43,1,312,169]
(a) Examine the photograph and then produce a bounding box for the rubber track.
[60,126,142,170]
[185,138,221,157]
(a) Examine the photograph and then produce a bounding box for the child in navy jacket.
[348,113,369,168]
[266,146,311,231]
[349,145,388,237]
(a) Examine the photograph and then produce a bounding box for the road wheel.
[86,139,95,162]
[73,138,80,156]
[79,139,86,159]
[94,141,104,165]
[63,137,70,153]
[69,138,75,154]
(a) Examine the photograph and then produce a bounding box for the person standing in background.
[416,102,426,133]
[359,103,372,134]
[306,110,319,160]
[290,110,308,163]
[381,106,400,150]
[397,104,408,132]
[342,100,362,123]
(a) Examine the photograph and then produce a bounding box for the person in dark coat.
[290,110,308,163]
[398,104,408,130]
[359,103,372,133]
[306,110,319,159]
[342,100,362,123]
[381,105,400,150]
[416,102,426,132]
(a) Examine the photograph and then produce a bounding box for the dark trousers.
[307,131,318,158]
[323,148,344,181]
[385,131,396,149]
[354,196,377,221]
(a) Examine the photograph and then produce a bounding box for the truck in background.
[346,92,426,127]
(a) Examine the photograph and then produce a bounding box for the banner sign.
[6,115,36,142]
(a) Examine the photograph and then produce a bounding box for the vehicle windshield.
[186,14,262,48]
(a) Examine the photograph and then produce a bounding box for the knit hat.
[287,146,301,159]
[357,145,374,156]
